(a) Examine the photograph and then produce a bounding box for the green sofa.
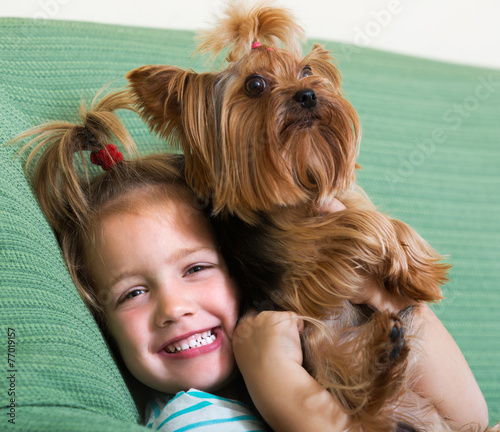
[1,18,499,430]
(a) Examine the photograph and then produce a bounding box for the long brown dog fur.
[126,2,498,431]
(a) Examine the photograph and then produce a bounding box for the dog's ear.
[127,65,191,141]
[303,44,342,89]
[127,65,222,200]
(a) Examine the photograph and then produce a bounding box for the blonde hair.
[16,90,196,322]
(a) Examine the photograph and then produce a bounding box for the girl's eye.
[186,265,206,276]
[185,264,213,277]
[122,288,146,302]
[301,66,313,78]
[245,75,267,97]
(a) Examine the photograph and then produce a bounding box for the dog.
[126,3,496,431]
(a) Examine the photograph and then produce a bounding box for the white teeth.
[164,330,217,353]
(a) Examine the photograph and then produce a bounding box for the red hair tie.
[251,41,274,52]
[90,144,123,171]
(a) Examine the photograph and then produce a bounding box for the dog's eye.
[245,75,267,97]
[300,66,313,79]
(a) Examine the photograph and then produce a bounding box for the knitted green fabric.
[1,18,499,429]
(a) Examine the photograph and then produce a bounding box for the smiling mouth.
[164,329,217,353]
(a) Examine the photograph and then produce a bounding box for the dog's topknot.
[196,1,305,62]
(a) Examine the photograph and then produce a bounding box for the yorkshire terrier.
[126,3,495,431]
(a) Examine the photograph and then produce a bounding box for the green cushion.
[0,18,499,428]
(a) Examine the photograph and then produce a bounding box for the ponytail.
[17,90,137,234]
[13,89,139,320]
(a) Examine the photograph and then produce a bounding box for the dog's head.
[127,2,360,223]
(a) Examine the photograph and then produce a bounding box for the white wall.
[2,0,499,69]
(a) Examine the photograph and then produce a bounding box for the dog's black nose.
[294,88,317,109]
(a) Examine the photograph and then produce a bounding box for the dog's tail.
[196,0,305,62]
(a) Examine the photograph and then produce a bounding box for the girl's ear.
[127,65,192,140]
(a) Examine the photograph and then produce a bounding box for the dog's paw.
[343,312,410,421]
[388,320,406,360]
[372,313,408,371]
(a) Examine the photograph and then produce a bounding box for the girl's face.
[88,194,239,395]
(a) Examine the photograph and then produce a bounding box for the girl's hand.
[232,311,352,432]
[232,311,304,373]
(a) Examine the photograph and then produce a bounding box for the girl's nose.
[154,283,197,327]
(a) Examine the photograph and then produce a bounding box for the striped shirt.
[145,388,267,431]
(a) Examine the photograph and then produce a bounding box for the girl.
[16,90,489,432]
